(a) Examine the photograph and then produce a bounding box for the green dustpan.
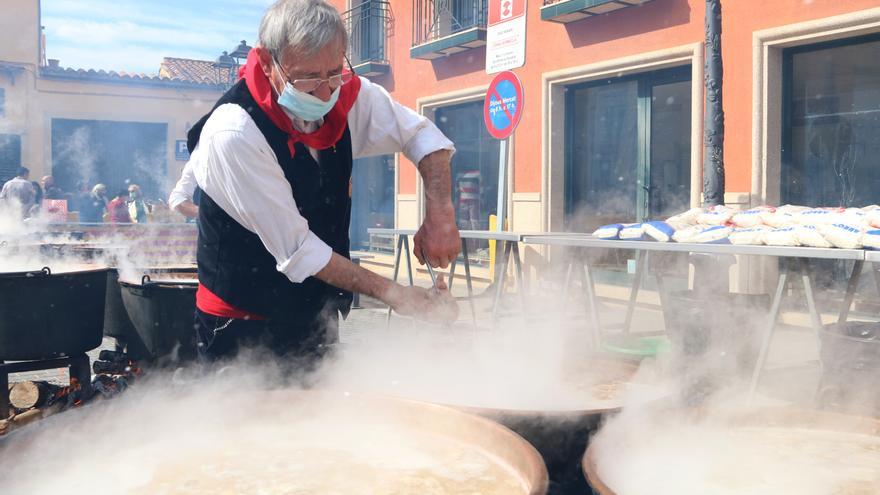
[601,335,670,358]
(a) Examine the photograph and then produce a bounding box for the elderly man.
[180,0,460,362]
[0,167,37,218]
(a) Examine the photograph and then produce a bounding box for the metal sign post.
[483,71,524,232]
[495,138,508,231]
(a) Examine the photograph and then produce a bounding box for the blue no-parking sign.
[483,71,524,140]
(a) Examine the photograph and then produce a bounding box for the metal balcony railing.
[412,0,488,47]
[343,0,391,67]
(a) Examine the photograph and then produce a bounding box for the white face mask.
[273,61,340,122]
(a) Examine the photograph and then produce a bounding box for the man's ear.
[254,46,274,78]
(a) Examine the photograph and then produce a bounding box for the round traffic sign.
[483,70,524,140]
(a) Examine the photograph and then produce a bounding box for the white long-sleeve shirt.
[168,160,197,211]
[173,76,454,283]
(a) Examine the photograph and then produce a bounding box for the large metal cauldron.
[118,267,197,363]
[0,390,549,494]
[464,358,640,495]
[582,408,880,495]
[0,266,108,360]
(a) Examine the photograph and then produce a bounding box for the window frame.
[563,65,691,227]
[781,32,880,206]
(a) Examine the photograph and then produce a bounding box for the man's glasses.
[276,56,355,93]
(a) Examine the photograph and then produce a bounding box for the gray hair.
[259,0,348,61]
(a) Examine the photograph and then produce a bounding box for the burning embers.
[1,350,143,436]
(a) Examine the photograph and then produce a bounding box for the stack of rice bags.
[728,205,878,249]
[592,204,880,249]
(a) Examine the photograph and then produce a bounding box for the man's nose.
[311,82,333,102]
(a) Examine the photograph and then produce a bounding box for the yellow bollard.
[488,215,497,281]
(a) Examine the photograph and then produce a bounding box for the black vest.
[188,80,352,323]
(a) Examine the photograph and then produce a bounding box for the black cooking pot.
[118,268,198,363]
[0,266,108,360]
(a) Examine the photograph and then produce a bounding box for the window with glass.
[565,66,692,232]
[350,154,395,251]
[51,119,167,200]
[0,134,22,183]
[782,34,880,208]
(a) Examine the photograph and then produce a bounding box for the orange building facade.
[334,0,880,254]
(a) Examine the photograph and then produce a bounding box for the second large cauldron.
[117,267,198,363]
[583,408,880,495]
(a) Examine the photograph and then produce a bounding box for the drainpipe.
[703,0,725,207]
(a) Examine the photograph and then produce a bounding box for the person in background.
[127,184,150,223]
[30,178,43,210]
[168,161,199,219]
[70,181,89,212]
[107,190,132,223]
[78,183,109,223]
[40,175,64,200]
[0,167,37,218]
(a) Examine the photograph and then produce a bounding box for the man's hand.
[315,253,458,323]
[385,274,459,323]
[415,149,460,268]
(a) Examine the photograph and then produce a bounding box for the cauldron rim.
[582,406,880,495]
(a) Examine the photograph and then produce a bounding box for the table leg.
[748,271,788,402]
[561,252,575,315]
[448,254,458,290]
[799,258,824,361]
[491,241,512,323]
[403,235,414,287]
[512,242,528,320]
[386,235,405,326]
[461,240,478,329]
[838,259,864,324]
[873,262,880,296]
[623,251,648,334]
[581,258,602,349]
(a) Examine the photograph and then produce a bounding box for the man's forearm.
[418,149,454,216]
[173,200,199,219]
[314,252,399,303]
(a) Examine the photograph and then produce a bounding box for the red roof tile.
[159,57,236,85]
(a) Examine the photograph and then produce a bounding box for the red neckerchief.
[240,49,361,157]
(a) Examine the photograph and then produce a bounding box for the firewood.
[93,360,131,375]
[10,408,42,427]
[9,381,55,410]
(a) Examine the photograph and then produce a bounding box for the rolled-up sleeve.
[195,111,333,283]
[348,76,454,164]
[168,160,197,210]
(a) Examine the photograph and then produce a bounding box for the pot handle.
[141,274,152,286]
[24,267,52,277]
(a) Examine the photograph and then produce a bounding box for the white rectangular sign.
[485,0,527,74]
